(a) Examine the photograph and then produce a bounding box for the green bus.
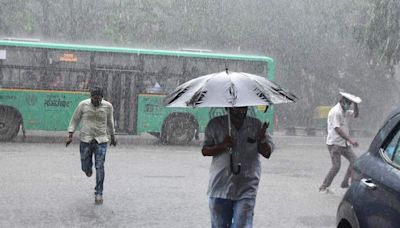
[0,39,275,144]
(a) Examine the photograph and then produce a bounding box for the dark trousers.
[80,141,107,195]
[321,144,357,188]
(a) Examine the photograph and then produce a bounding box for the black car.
[336,107,400,228]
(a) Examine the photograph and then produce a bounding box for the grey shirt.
[68,98,115,143]
[203,115,274,200]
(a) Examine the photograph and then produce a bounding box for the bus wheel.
[0,106,22,142]
[161,113,198,145]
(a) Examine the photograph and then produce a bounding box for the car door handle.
[361,178,377,190]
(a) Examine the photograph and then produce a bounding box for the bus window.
[75,74,89,91]
[20,70,40,89]
[0,68,17,88]
[3,48,43,67]
[94,52,141,68]
[48,72,65,89]
[185,58,226,78]
[143,55,184,74]
[241,62,266,75]
[143,76,163,94]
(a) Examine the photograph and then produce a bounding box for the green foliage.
[355,0,400,65]
[0,0,34,35]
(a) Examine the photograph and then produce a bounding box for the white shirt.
[68,99,115,143]
[326,103,354,146]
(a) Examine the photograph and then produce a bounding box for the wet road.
[0,135,372,227]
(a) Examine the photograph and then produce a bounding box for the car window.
[384,128,400,165]
[394,150,400,165]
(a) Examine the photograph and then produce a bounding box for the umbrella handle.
[228,110,240,174]
[228,109,231,136]
[230,153,241,175]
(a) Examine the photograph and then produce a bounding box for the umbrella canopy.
[163,70,297,108]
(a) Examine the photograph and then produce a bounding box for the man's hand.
[202,135,233,156]
[65,132,73,147]
[348,139,359,147]
[222,135,233,149]
[258,122,269,141]
[110,135,117,146]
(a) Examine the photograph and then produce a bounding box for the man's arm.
[335,127,358,147]
[258,122,274,159]
[107,105,117,146]
[202,135,232,156]
[353,103,359,118]
[67,103,83,133]
[65,103,82,147]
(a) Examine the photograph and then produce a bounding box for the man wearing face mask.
[66,86,117,204]
[319,91,361,193]
[202,107,274,227]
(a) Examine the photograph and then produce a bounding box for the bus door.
[93,69,137,134]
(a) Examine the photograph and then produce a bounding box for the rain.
[1,0,399,227]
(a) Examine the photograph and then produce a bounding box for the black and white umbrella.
[164,69,297,108]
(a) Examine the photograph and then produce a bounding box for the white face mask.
[342,101,351,111]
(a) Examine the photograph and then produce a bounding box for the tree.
[355,0,400,67]
[0,0,35,36]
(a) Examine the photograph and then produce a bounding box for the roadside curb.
[6,131,373,148]
[8,130,158,145]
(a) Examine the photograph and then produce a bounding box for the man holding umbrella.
[163,69,296,227]
[202,106,274,228]
[319,91,361,193]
